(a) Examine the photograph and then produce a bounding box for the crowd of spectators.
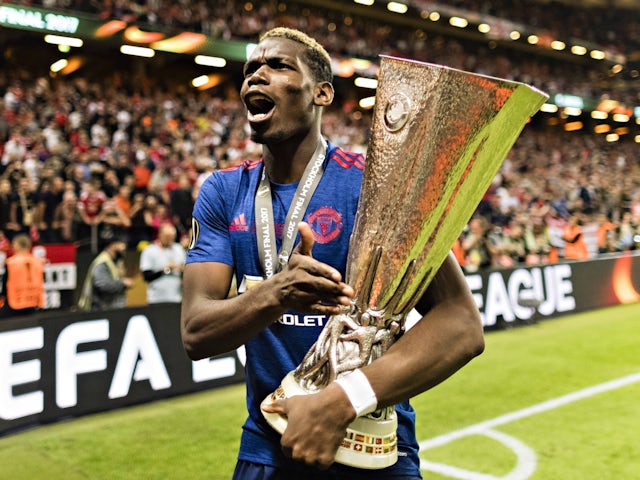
[1,1,639,273]
[16,0,640,105]
[0,68,638,273]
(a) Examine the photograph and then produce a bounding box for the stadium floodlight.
[120,45,155,57]
[44,34,83,48]
[612,113,630,123]
[571,45,587,56]
[594,124,611,134]
[591,111,608,120]
[635,135,640,143]
[540,103,559,113]
[359,96,376,109]
[509,30,521,40]
[195,55,226,67]
[387,2,408,13]
[564,107,582,116]
[527,35,539,45]
[564,121,583,132]
[50,59,68,73]
[449,17,468,28]
[191,75,210,88]
[478,23,491,34]
[354,77,378,89]
[590,50,605,60]
[610,64,623,74]
[429,11,440,21]
[551,40,565,50]
[354,0,374,5]
[605,133,619,142]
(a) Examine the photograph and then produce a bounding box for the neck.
[262,132,323,184]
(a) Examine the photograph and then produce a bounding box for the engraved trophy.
[262,56,548,469]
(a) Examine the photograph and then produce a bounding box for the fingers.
[279,222,355,312]
[261,398,286,415]
[295,222,315,257]
[272,393,346,470]
[291,223,344,283]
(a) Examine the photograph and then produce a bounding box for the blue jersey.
[187,141,421,477]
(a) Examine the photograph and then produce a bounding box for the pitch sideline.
[418,371,640,480]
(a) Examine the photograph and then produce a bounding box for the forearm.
[181,276,287,359]
[362,298,484,408]
[358,254,484,409]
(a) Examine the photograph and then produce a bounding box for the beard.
[248,124,289,145]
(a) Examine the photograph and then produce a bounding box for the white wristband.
[334,369,378,417]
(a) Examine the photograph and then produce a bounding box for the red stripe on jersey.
[218,158,263,172]
[331,148,365,170]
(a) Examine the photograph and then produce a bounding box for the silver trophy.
[262,56,548,469]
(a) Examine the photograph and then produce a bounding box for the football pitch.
[1,303,638,479]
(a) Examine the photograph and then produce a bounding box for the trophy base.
[261,371,398,470]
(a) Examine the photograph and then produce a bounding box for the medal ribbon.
[255,139,327,278]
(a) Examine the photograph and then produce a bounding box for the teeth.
[253,113,267,120]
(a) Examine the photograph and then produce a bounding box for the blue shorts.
[232,460,423,480]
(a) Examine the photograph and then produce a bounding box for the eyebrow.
[243,52,296,74]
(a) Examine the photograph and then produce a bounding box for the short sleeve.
[186,173,234,267]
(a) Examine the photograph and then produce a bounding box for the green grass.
[1,303,639,479]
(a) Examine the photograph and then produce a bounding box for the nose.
[245,65,269,87]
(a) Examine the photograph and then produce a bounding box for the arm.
[180,222,355,359]
[264,252,484,469]
[362,252,484,406]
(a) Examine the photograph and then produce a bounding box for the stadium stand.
[0,0,638,282]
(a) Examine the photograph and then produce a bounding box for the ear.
[313,81,334,107]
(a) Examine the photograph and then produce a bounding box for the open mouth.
[246,94,275,123]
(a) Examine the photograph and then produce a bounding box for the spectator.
[128,192,154,248]
[96,198,131,248]
[52,191,81,243]
[133,156,153,193]
[77,179,107,240]
[3,233,45,316]
[169,173,194,237]
[0,178,12,234]
[139,223,186,304]
[562,214,589,261]
[524,223,552,265]
[113,184,133,217]
[596,213,617,254]
[616,211,637,251]
[7,177,37,240]
[498,221,528,267]
[34,178,63,244]
[461,217,495,272]
[77,236,134,311]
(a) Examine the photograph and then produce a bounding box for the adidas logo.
[229,213,249,232]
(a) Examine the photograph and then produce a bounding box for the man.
[77,237,133,311]
[181,28,484,479]
[139,223,185,304]
[4,233,45,316]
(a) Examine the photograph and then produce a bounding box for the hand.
[122,277,134,288]
[262,383,355,469]
[275,222,354,315]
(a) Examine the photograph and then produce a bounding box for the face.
[158,227,176,247]
[240,37,331,145]
[112,241,127,258]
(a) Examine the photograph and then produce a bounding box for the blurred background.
[0,0,638,286]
